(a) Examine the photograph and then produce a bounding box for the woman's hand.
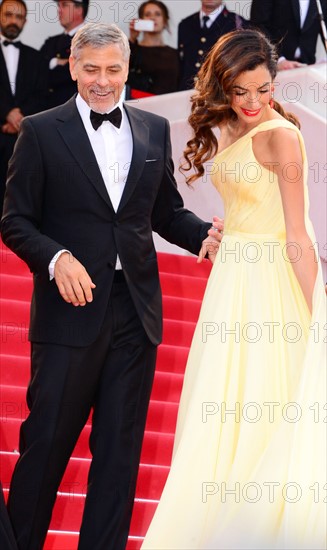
[129,19,140,43]
[198,216,224,264]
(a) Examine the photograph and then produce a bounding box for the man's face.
[69,44,129,113]
[58,0,83,31]
[201,0,223,14]
[0,0,26,39]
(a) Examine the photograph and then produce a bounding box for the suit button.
[198,50,204,55]
[201,37,207,43]
[195,62,201,68]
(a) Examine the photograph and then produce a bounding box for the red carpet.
[0,241,211,549]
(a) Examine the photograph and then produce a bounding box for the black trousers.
[0,483,18,550]
[8,274,157,550]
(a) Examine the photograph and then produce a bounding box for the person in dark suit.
[40,0,89,108]
[251,0,327,69]
[178,0,249,90]
[0,0,47,213]
[1,22,222,550]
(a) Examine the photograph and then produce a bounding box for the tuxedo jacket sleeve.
[0,44,48,123]
[1,98,211,347]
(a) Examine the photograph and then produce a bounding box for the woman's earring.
[269,91,274,109]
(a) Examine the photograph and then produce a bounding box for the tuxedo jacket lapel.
[118,104,149,212]
[291,0,301,28]
[0,48,13,97]
[302,0,318,31]
[15,45,32,101]
[15,46,25,101]
[55,97,115,211]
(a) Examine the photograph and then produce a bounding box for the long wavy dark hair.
[182,29,300,185]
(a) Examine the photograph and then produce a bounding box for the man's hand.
[6,108,24,132]
[129,19,141,43]
[56,58,69,66]
[1,122,17,134]
[198,216,224,264]
[54,252,96,306]
[277,59,306,71]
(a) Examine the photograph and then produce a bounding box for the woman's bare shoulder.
[253,122,301,168]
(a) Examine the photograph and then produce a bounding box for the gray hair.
[71,23,130,62]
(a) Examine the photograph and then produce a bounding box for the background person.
[40,0,88,108]
[251,0,327,69]
[178,0,249,90]
[127,1,179,97]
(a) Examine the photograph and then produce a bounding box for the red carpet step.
[1,451,169,505]
[2,419,175,465]
[0,241,211,549]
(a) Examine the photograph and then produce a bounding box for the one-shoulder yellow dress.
[141,119,326,549]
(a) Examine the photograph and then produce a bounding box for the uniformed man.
[178,0,249,90]
[40,0,89,108]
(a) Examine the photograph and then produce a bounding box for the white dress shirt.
[295,0,311,58]
[76,94,133,213]
[49,93,133,277]
[299,0,310,27]
[0,34,20,95]
[200,4,225,29]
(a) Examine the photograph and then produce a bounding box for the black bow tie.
[3,40,21,48]
[90,107,122,131]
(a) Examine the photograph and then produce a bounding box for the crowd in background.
[0,0,327,210]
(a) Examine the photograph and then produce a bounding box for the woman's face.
[230,65,273,125]
[141,3,167,33]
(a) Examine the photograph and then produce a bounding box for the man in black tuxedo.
[178,0,249,90]
[1,22,221,550]
[251,0,327,69]
[0,0,47,213]
[40,0,89,108]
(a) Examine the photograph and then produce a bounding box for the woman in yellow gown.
[141,29,326,549]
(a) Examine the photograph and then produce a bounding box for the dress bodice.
[211,119,308,236]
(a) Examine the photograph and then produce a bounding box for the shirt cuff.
[49,249,70,280]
